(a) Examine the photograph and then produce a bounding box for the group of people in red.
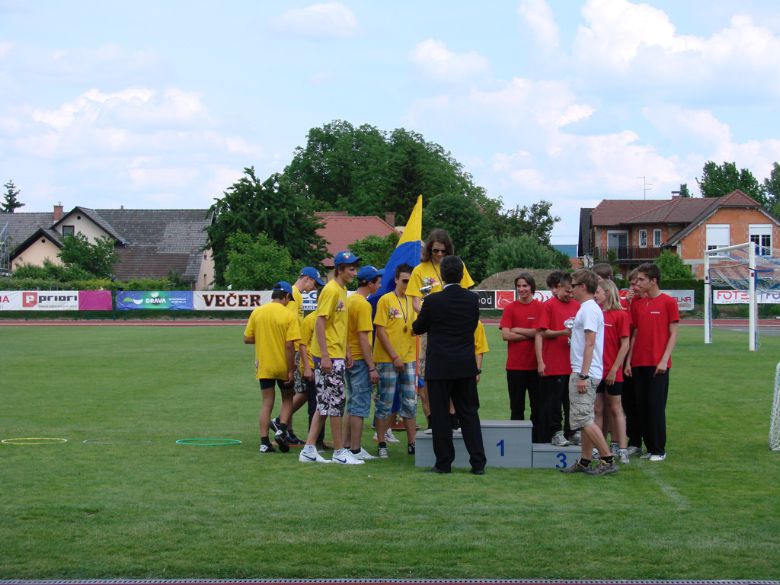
[500,261,679,475]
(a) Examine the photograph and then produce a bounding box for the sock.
[378,441,387,449]
[602,455,614,464]
[261,436,271,446]
[351,448,360,455]
[303,444,316,452]
[579,458,591,467]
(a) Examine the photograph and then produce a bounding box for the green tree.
[486,235,570,274]
[678,183,691,198]
[424,192,493,281]
[59,234,118,278]
[207,167,328,285]
[348,233,399,269]
[2,180,24,213]
[493,200,560,244]
[223,232,293,290]
[697,161,767,207]
[761,162,780,216]
[654,250,691,281]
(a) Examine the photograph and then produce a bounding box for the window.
[62,225,75,237]
[607,230,629,259]
[653,229,662,247]
[749,224,772,256]
[638,229,648,248]
[706,224,730,254]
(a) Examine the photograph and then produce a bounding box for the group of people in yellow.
[243,229,488,465]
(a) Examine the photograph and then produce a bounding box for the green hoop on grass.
[176,438,242,447]
[2,437,68,445]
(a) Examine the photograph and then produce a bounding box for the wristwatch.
[577,373,589,380]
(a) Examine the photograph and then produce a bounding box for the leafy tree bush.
[59,234,118,279]
[486,235,570,274]
[223,232,293,290]
[349,233,399,269]
[655,250,692,281]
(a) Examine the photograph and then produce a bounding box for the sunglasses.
[431,248,447,254]
[400,278,410,283]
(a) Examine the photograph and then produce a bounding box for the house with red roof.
[579,190,779,278]
[316,211,397,268]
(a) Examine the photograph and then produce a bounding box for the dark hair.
[546,270,571,289]
[440,255,464,284]
[334,262,358,277]
[515,272,536,294]
[271,289,290,300]
[592,263,614,280]
[636,262,661,286]
[358,277,381,287]
[572,269,598,294]
[395,263,413,278]
[421,229,454,262]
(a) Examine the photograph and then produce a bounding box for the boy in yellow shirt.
[243,281,301,454]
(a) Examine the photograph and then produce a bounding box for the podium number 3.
[496,439,505,457]
[556,453,567,468]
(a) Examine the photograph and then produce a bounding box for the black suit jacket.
[412,284,479,380]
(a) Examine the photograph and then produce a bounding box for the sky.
[2,0,780,245]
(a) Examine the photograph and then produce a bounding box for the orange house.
[580,190,779,278]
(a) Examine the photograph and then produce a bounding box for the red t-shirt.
[602,308,631,382]
[630,293,680,369]
[500,299,542,371]
[537,296,580,376]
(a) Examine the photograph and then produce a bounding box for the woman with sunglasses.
[407,229,475,431]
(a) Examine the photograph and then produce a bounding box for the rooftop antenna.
[638,176,653,200]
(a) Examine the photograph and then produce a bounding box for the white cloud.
[517,0,560,51]
[272,2,358,38]
[410,39,490,83]
[0,41,12,58]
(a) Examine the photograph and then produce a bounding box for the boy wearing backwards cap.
[299,251,364,465]
[344,265,384,460]
[243,282,301,454]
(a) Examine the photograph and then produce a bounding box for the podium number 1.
[496,439,504,457]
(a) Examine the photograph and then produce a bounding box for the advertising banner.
[21,291,79,311]
[0,291,22,310]
[193,291,273,311]
[474,290,496,309]
[486,289,694,311]
[116,291,194,310]
[663,290,695,311]
[78,290,113,311]
[714,289,780,304]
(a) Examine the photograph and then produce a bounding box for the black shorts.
[596,380,623,396]
[259,379,293,391]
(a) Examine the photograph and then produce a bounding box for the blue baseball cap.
[333,250,361,266]
[299,266,325,286]
[273,281,293,296]
[357,265,384,281]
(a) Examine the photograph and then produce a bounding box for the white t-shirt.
[570,298,604,380]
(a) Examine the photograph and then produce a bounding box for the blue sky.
[2,0,780,244]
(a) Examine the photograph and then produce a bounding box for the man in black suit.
[412,255,486,474]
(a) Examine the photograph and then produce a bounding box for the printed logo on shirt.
[336,300,345,312]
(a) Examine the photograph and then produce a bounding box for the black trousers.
[631,366,669,455]
[542,374,571,440]
[428,377,486,472]
[507,370,544,442]
[621,374,642,448]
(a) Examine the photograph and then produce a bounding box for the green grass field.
[1,324,779,580]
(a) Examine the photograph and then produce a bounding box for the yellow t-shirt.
[347,293,374,361]
[407,260,475,298]
[309,279,348,359]
[474,321,490,355]
[373,291,416,363]
[287,286,304,351]
[298,311,317,371]
[243,301,301,380]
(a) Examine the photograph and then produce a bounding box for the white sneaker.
[378,446,389,458]
[649,453,666,462]
[640,452,652,459]
[570,431,582,446]
[618,448,630,464]
[352,447,376,460]
[423,428,433,435]
[384,429,399,443]
[299,446,331,463]
[332,448,365,465]
[551,431,569,447]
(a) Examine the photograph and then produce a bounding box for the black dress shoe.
[428,466,450,474]
[470,468,485,475]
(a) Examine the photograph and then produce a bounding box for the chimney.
[384,212,396,227]
[671,190,681,199]
[53,203,63,222]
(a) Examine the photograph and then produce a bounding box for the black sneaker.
[259,443,276,453]
[407,443,416,455]
[286,431,305,446]
[269,417,281,434]
[274,429,289,453]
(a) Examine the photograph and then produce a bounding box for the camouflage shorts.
[568,374,599,431]
[314,358,346,417]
